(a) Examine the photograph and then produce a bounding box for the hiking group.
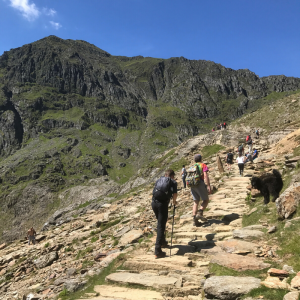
[212,122,226,131]
[152,154,211,258]
[225,132,259,176]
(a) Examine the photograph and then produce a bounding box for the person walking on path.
[190,154,211,226]
[223,122,226,129]
[246,134,253,154]
[237,143,244,156]
[181,165,187,188]
[152,169,177,259]
[255,129,260,139]
[27,227,36,245]
[236,152,245,176]
[253,148,258,160]
[225,150,234,172]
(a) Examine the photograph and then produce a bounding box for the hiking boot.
[196,210,208,222]
[193,217,200,227]
[155,251,166,259]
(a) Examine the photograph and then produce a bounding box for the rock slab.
[34,251,58,269]
[119,229,143,246]
[232,229,264,240]
[283,291,300,300]
[204,276,261,300]
[211,252,271,271]
[106,272,180,289]
[276,183,300,219]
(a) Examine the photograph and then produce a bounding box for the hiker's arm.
[204,172,211,194]
[172,193,177,206]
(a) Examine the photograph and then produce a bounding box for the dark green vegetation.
[59,255,125,300]
[0,35,300,241]
[201,144,225,159]
[241,286,288,300]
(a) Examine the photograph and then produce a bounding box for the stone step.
[105,272,181,290]
[123,255,194,272]
[93,285,164,300]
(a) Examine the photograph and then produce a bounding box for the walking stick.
[170,205,176,257]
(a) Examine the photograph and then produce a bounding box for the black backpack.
[153,177,172,201]
[227,153,233,163]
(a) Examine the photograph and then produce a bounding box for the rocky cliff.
[0,35,300,241]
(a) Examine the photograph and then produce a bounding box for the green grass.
[241,286,288,300]
[100,218,123,232]
[209,263,270,279]
[76,246,94,259]
[91,236,99,243]
[201,144,225,159]
[59,254,126,300]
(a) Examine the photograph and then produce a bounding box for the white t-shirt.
[236,156,245,164]
[182,168,187,177]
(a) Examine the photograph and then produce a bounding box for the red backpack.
[246,135,250,142]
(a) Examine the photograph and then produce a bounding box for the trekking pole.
[170,205,176,257]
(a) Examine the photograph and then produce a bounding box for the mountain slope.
[0,35,300,241]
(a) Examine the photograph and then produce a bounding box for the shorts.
[227,161,233,165]
[191,180,209,203]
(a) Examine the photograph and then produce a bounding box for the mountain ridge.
[0,35,300,241]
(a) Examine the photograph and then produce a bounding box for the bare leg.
[200,199,209,211]
[193,201,199,216]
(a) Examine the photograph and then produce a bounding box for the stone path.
[87,153,269,299]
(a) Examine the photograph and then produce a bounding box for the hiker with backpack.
[237,144,244,155]
[186,154,211,226]
[246,134,253,154]
[236,152,245,176]
[181,165,187,189]
[255,129,260,139]
[223,122,226,129]
[225,150,234,172]
[253,148,258,160]
[152,169,177,259]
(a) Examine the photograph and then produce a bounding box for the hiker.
[255,129,260,139]
[27,227,36,245]
[181,165,187,188]
[187,154,211,226]
[223,122,226,129]
[246,134,253,154]
[236,152,245,176]
[212,127,215,132]
[237,144,244,155]
[253,148,258,160]
[152,169,177,258]
[225,150,234,172]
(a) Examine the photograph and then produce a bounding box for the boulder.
[64,279,87,293]
[267,268,289,277]
[291,274,300,290]
[283,291,300,300]
[261,276,290,289]
[276,183,300,219]
[119,229,143,246]
[34,252,58,269]
[204,276,261,300]
[217,239,258,254]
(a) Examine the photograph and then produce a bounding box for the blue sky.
[0,0,299,77]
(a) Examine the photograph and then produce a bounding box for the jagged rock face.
[0,35,300,242]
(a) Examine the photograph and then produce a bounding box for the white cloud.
[43,8,56,16]
[8,0,40,21]
[49,21,62,30]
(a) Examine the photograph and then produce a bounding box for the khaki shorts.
[191,180,209,203]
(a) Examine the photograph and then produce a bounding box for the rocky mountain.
[0,35,300,241]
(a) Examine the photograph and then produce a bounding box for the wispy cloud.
[43,8,56,16]
[8,0,40,21]
[50,21,62,30]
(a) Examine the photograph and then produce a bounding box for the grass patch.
[209,263,270,279]
[76,246,94,259]
[59,254,126,300]
[100,218,123,232]
[91,236,99,243]
[201,144,225,159]
[241,285,288,300]
[44,242,49,248]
